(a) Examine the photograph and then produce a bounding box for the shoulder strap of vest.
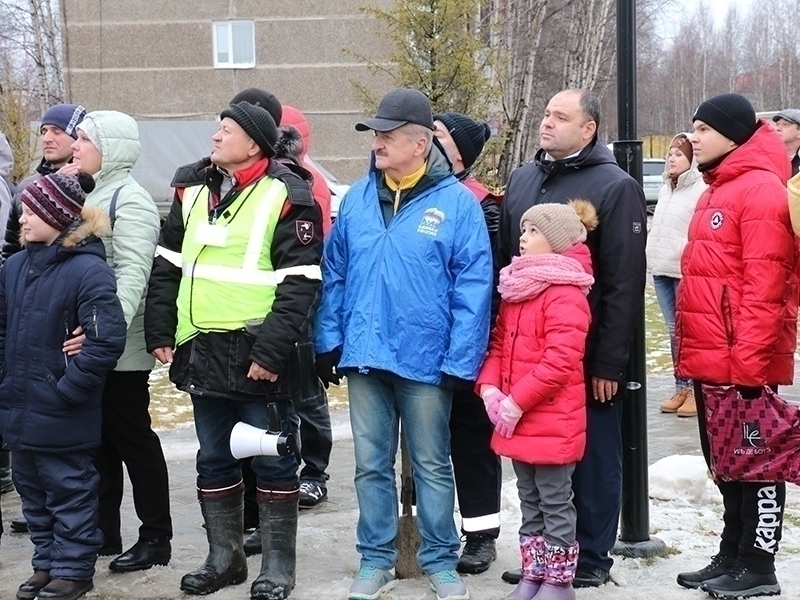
[266,160,314,207]
[109,185,125,230]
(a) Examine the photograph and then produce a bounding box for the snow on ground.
[2,432,799,599]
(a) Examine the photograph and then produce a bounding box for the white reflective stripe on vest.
[155,245,182,267]
[182,263,321,286]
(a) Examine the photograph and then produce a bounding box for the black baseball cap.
[355,87,436,132]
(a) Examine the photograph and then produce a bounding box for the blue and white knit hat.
[40,104,87,139]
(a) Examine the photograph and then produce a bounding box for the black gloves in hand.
[440,374,474,392]
[735,386,763,400]
[315,348,343,389]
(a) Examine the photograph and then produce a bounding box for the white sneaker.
[429,569,469,600]
[348,566,396,600]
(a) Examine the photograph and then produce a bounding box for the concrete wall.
[61,0,396,183]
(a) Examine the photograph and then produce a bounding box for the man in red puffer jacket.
[675,92,800,599]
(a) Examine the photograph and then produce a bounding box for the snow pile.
[649,454,721,504]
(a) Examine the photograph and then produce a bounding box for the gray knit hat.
[519,200,598,254]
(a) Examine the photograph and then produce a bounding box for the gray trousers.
[513,460,577,548]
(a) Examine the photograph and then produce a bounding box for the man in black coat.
[145,100,322,600]
[497,89,646,588]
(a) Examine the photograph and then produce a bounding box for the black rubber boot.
[250,479,299,600]
[180,479,248,595]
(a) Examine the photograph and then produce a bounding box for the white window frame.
[212,20,255,69]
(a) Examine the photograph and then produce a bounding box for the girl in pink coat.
[477,200,596,600]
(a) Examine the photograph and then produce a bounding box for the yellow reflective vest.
[174,176,299,345]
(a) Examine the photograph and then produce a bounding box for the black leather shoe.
[36,578,93,600]
[457,533,497,574]
[573,563,610,588]
[109,537,171,572]
[701,564,781,598]
[10,517,28,533]
[244,527,262,556]
[16,570,51,600]
[677,553,735,589]
[502,568,522,584]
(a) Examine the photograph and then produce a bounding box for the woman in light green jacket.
[66,110,173,570]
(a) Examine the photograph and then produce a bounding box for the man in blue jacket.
[315,88,492,600]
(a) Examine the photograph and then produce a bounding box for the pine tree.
[349,0,497,116]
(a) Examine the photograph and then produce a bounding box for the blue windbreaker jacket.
[314,152,492,385]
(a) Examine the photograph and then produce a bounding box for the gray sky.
[660,0,753,38]
[677,0,752,21]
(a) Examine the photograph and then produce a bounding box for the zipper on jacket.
[721,285,734,348]
[92,305,99,337]
[63,311,71,367]
[393,188,402,215]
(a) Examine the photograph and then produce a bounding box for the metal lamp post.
[611,0,667,559]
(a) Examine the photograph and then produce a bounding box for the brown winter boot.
[677,389,697,417]
[659,388,688,413]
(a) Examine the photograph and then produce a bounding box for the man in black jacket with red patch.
[497,89,646,588]
[145,100,322,600]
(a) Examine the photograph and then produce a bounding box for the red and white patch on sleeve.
[296,220,314,245]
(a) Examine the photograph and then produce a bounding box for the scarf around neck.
[498,253,594,303]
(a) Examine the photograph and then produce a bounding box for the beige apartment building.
[61,0,394,185]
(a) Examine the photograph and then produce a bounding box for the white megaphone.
[230,422,295,458]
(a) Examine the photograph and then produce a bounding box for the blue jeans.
[653,275,692,389]
[192,396,299,485]
[347,372,459,574]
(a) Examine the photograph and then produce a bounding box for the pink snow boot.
[532,541,579,600]
[502,535,545,600]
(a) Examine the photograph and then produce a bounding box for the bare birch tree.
[561,0,614,90]
[493,0,549,183]
[0,0,64,113]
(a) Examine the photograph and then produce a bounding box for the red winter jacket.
[476,244,592,464]
[676,122,800,386]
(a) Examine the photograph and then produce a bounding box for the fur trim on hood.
[274,125,304,164]
[20,206,110,248]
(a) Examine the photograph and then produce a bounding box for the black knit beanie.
[230,88,283,126]
[692,93,757,145]
[219,101,278,158]
[433,112,491,170]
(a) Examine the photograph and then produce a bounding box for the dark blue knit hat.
[40,104,87,139]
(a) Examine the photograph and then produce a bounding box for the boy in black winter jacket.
[0,172,126,600]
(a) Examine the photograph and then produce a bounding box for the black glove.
[735,386,763,400]
[440,374,474,392]
[315,348,343,389]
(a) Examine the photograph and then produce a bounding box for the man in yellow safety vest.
[145,99,322,600]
